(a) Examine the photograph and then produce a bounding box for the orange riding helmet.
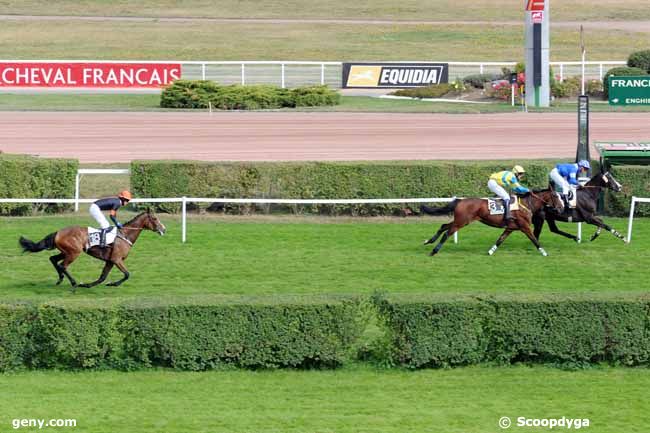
[118,190,133,201]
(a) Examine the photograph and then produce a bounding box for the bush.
[463,73,498,89]
[0,154,78,215]
[391,84,452,99]
[627,50,650,73]
[160,80,339,110]
[131,160,567,215]
[375,294,650,368]
[603,66,647,98]
[0,297,365,371]
[551,76,581,98]
[586,79,604,97]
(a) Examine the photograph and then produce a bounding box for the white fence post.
[577,222,582,243]
[182,196,187,244]
[74,172,81,212]
[281,63,285,88]
[321,64,325,85]
[627,196,636,243]
[241,63,245,85]
[201,63,206,80]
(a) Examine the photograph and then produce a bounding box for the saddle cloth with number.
[487,197,520,215]
[87,226,117,249]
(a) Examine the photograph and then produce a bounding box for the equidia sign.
[342,63,448,88]
[0,62,181,88]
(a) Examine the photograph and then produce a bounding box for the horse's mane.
[124,212,148,226]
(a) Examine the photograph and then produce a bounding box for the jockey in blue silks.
[549,160,590,209]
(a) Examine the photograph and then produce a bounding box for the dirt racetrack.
[1,112,648,163]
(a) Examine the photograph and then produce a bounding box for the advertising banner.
[342,63,448,88]
[0,62,181,88]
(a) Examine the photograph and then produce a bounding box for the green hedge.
[374,294,650,368]
[627,49,650,73]
[160,80,340,110]
[607,165,650,216]
[0,297,364,371]
[0,154,78,215]
[131,160,566,215]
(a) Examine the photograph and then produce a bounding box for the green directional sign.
[609,76,650,105]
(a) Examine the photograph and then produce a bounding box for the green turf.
[1,364,648,433]
[3,0,650,21]
[0,214,644,302]
[0,20,644,61]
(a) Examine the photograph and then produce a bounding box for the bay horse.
[19,210,166,290]
[421,188,564,256]
[533,171,625,243]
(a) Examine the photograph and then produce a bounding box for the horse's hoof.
[423,239,431,245]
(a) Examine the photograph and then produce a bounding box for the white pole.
[577,222,582,243]
[627,197,636,243]
[453,232,458,244]
[74,172,81,212]
[560,63,564,82]
[241,64,245,85]
[321,64,325,85]
[182,196,187,243]
[511,84,515,106]
[580,25,586,95]
[281,63,285,88]
[201,63,206,80]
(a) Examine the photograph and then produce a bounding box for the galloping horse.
[421,188,564,256]
[19,210,166,289]
[533,171,626,243]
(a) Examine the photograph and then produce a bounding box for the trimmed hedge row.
[0,297,365,371]
[374,294,650,368]
[131,160,565,215]
[160,80,340,110]
[0,154,78,215]
[607,165,650,216]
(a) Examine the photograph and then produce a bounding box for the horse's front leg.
[78,262,114,288]
[106,259,130,287]
[584,215,626,242]
[520,224,548,256]
[532,213,545,241]
[488,229,513,255]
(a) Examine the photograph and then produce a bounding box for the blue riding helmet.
[578,160,591,170]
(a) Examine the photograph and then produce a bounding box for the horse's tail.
[420,200,459,216]
[19,232,57,253]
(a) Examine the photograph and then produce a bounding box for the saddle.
[86,226,117,249]
[487,197,520,216]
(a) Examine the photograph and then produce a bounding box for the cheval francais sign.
[0,62,181,88]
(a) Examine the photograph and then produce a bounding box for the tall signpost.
[525,0,550,107]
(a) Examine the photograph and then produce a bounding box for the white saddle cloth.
[87,227,117,249]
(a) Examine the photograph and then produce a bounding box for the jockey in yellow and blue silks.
[549,160,590,209]
[487,165,529,220]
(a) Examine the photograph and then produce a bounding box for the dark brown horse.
[533,171,626,243]
[19,210,166,290]
[421,189,564,256]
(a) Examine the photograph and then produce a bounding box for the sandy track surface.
[1,112,648,163]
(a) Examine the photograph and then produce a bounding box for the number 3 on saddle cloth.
[86,226,118,250]
[487,196,520,216]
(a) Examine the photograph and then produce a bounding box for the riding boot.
[504,199,514,221]
[562,194,570,214]
[99,228,107,248]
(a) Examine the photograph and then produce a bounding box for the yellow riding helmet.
[512,165,526,175]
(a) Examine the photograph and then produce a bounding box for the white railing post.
[627,196,636,243]
[560,64,564,82]
[201,63,206,80]
[321,63,325,85]
[182,196,187,244]
[241,63,245,85]
[74,172,81,212]
[577,222,582,243]
[281,63,285,88]
[599,64,604,80]
[479,63,484,74]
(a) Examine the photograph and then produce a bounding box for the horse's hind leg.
[60,251,81,288]
[430,222,463,256]
[585,216,625,242]
[49,253,65,285]
[547,218,578,242]
[488,229,513,255]
[424,223,450,245]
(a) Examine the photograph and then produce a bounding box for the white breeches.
[89,204,110,229]
[549,168,570,195]
[487,179,510,201]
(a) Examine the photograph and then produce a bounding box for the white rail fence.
[626,197,650,243]
[0,197,458,244]
[0,60,625,89]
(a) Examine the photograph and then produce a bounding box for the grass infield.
[1,364,649,433]
[1,214,646,302]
